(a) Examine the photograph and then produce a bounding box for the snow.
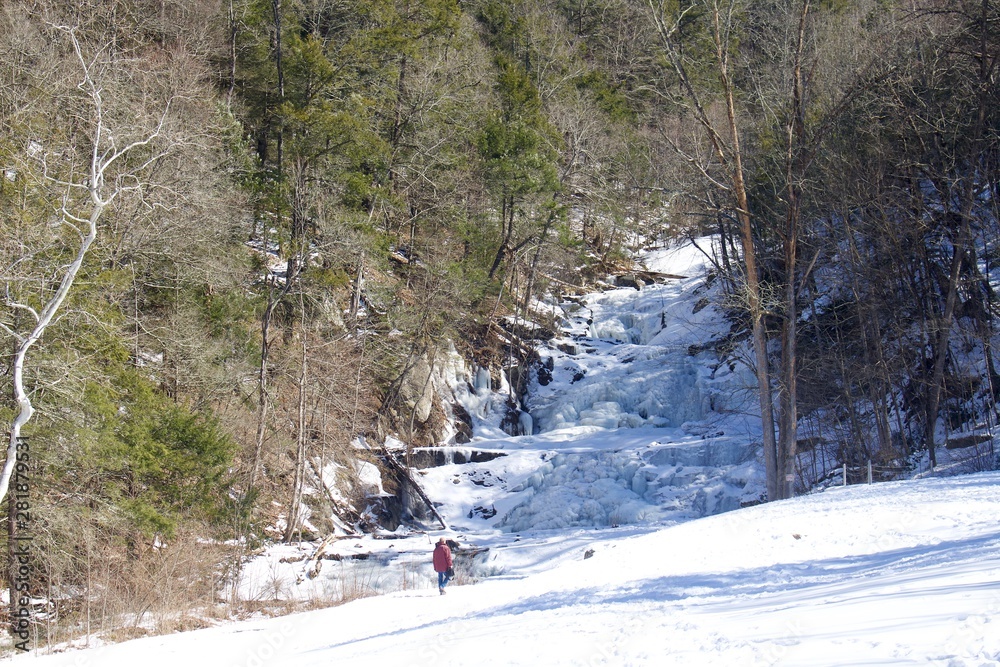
[14,473,1000,666]
[13,238,1000,665]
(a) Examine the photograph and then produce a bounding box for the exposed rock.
[451,402,473,444]
[398,356,435,423]
[946,433,993,450]
[409,447,508,469]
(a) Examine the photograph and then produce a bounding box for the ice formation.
[420,240,764,533]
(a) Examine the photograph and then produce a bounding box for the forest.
[1,0,998,650]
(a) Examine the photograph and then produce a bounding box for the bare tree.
[921,0,999,466]
[644,0,781,499]
[0,25,174,506]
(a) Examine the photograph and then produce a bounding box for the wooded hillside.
[1,0,998,649]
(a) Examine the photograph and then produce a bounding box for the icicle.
[474,366,492,393]
[518,410,534,436]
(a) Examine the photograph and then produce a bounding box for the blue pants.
[438,571,451,589]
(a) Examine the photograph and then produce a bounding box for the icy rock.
[499,451,658,532]
[579,401,627,429]
[591,319,630,343]
[356,461,386,496]
[398,356,435,423]
[545,406,578,429]
[580,416,621,429]
[646,439,752,468]
[528,348,707,432]
[557,341,580,355]
[630,469,650,496]
[622,413,646,429]
[724,462,758,487]
[692,482,742,517]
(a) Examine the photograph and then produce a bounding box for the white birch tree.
[0,25,174,506]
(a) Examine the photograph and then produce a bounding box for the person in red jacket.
[432,537,453,595]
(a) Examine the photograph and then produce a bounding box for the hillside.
[2,0,1000,651]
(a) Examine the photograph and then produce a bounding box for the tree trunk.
[924,0,993,467]
[712,5,780,501]
[285,325,309,542]
[775,1,810,500]
[8,465,22,643]
[350,254,365,321]
[227,0,237,109]
[249,10,300,493]
[249,274,276,493]
[489,194,515,281]
[646,0,780,499]
[521,200,559,323]
[272,0,285,173]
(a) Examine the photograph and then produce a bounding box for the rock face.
[388,345,513,443]
[398,356,435,423]
[409,447,507,469]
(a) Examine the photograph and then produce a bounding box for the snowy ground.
[13,239,1000,665]
[14,473,1000,666]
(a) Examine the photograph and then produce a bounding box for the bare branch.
[7,301,40,324]
[0,320,25,344]
[658,129,732,193]
[96,99,171,190]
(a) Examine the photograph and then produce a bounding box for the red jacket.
[433,543,453,572]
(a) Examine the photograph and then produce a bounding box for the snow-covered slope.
[17,472,1000,666]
